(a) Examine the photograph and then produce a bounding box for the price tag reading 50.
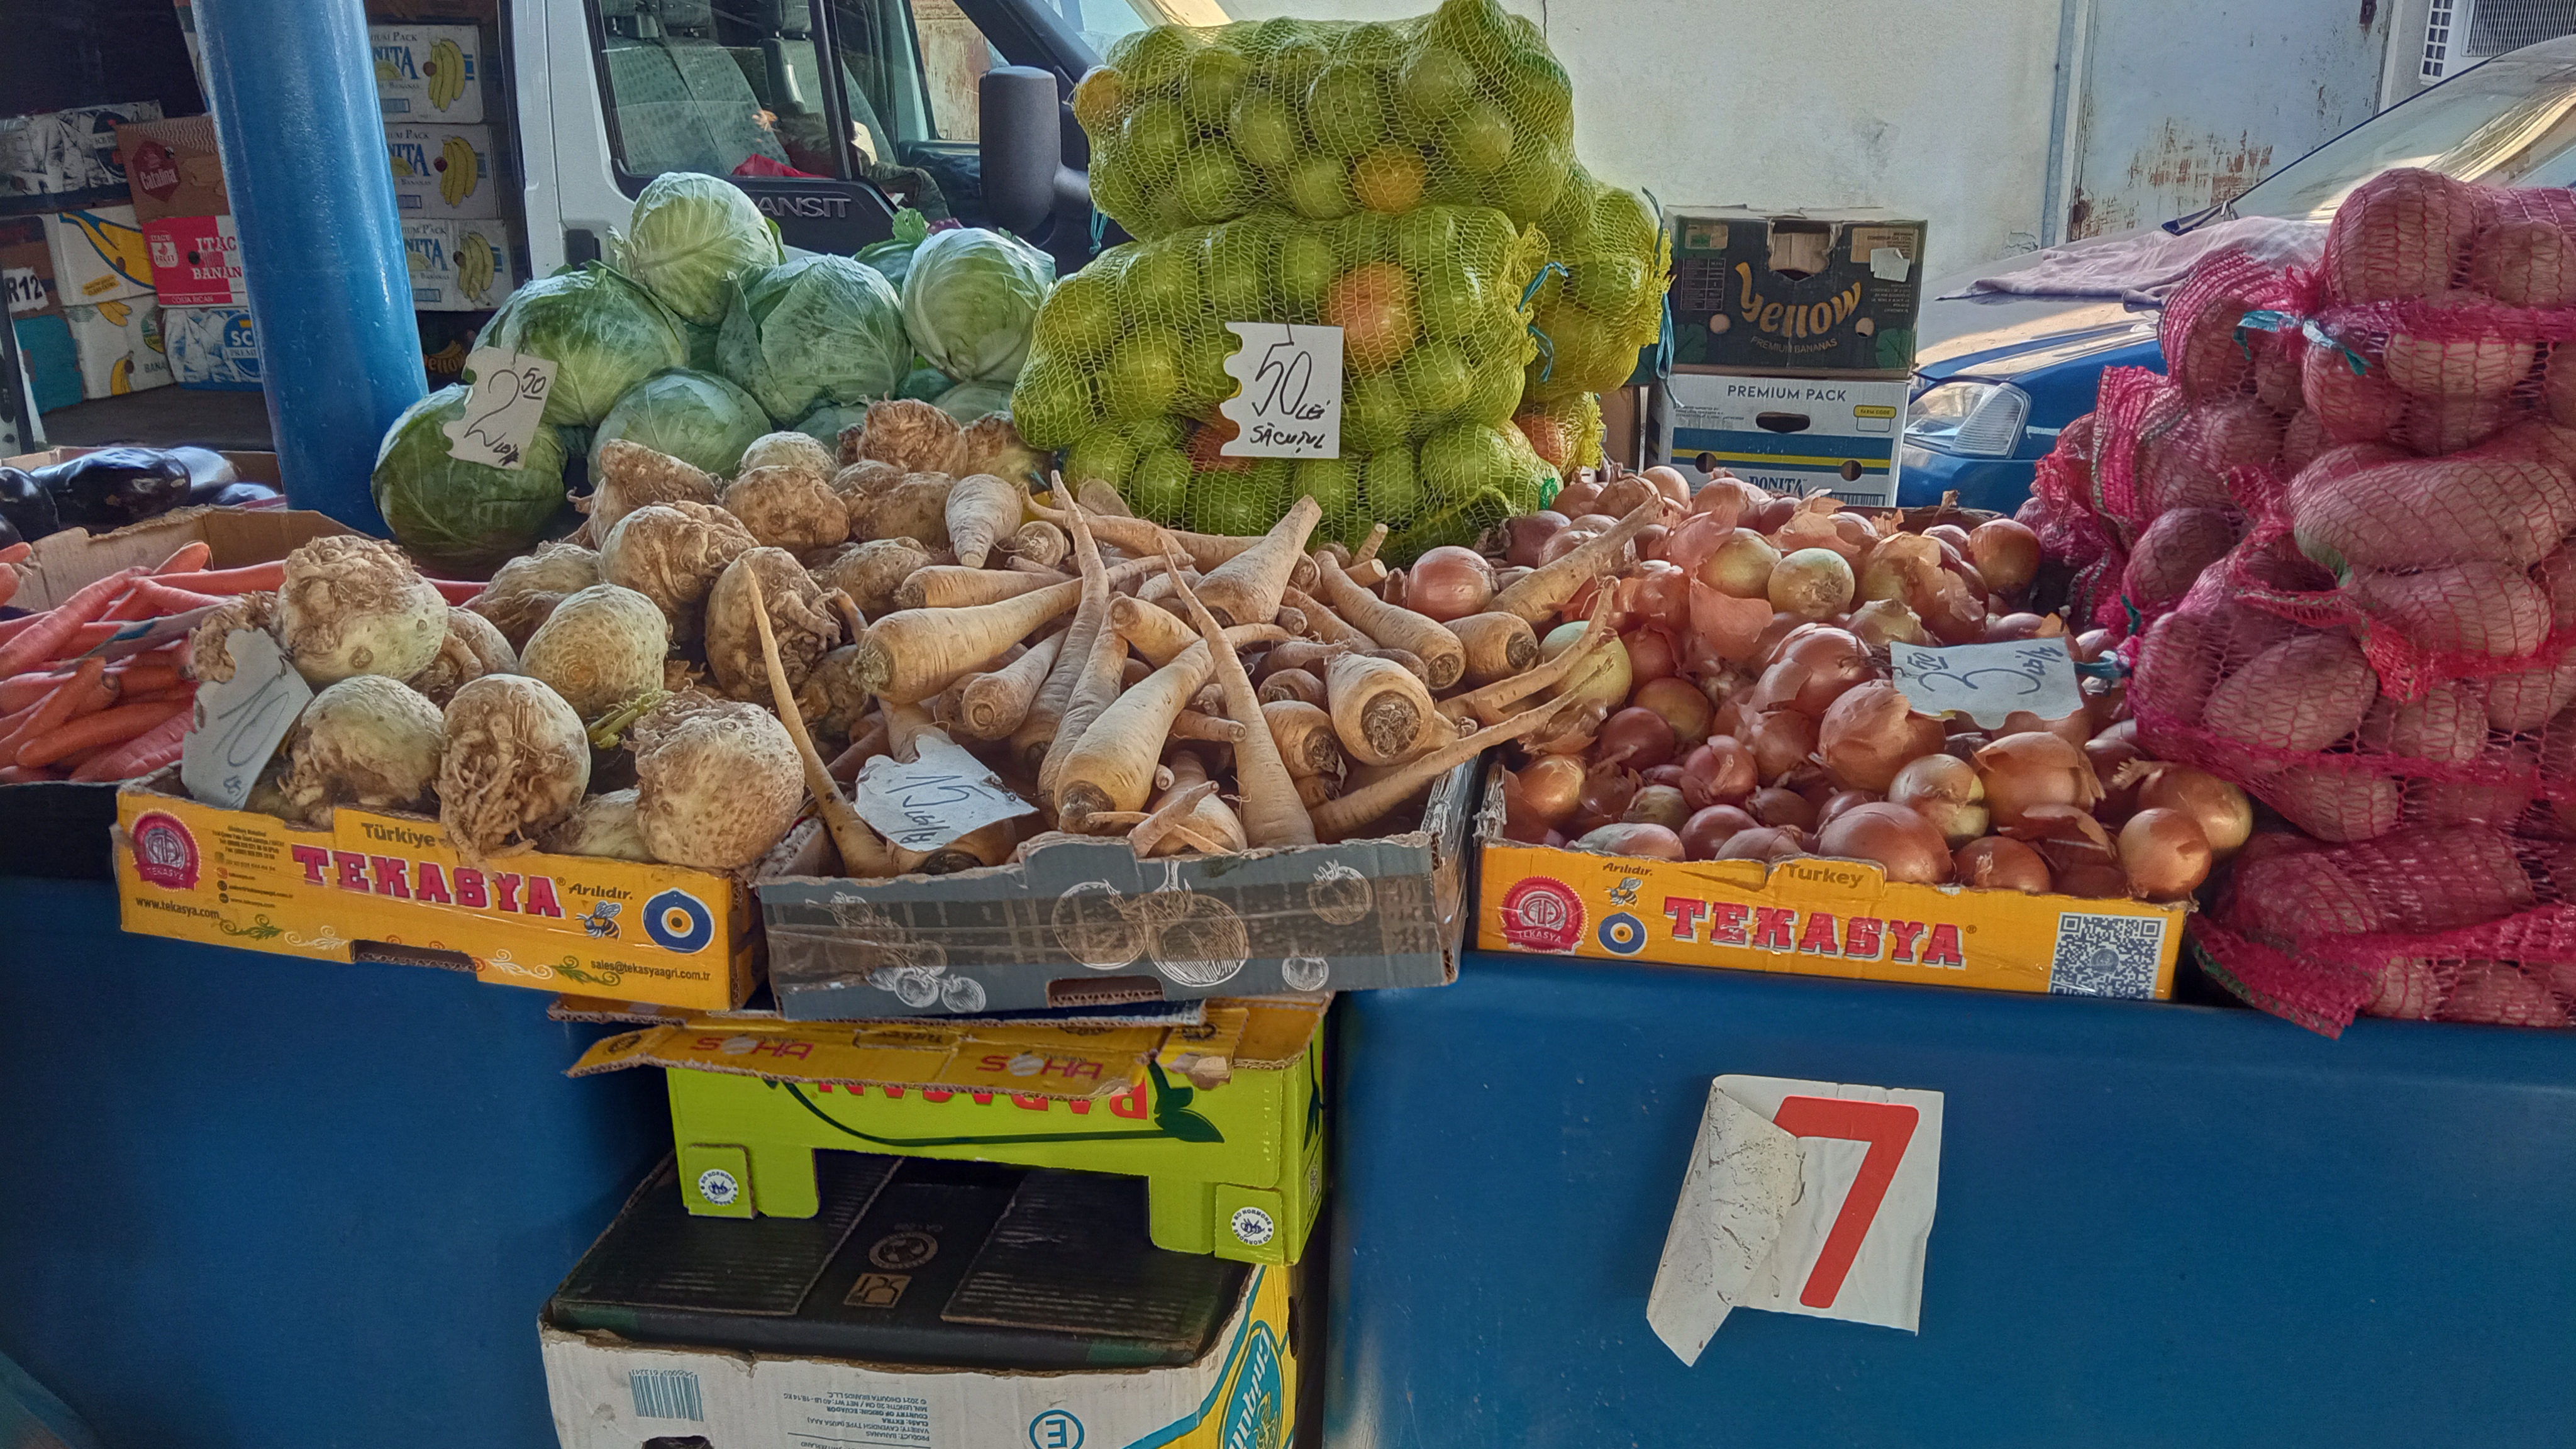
[1219,322,1343,460]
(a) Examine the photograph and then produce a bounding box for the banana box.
[371,25,485,125]
[2,103,164,206]
[386,123,499,220]
[163,304,259,390]
[141,214,243,308]
[114,115,230,221]
[40,206,153,305]
[401,219,516,311]
[62,296,171,400]
[2,216,60,319]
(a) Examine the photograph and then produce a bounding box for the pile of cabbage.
[374,175,1054,571]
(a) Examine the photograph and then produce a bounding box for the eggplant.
[0,467,60,544]
[192,481,283,508]
[35,447,193,530]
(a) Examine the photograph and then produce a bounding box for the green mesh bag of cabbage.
[1014,205,1543,453]
[1524,165,1669,404]
[1513,389,1602,473]
[1073,0,1575,241]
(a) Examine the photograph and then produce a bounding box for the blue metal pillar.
[195,0,419,533]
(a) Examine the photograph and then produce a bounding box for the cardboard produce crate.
[756,762,1477,1019]
[1474,768,2188,1000]
[569,996,1327,1264]
[1667,207,1926,377]
[1658,370,1907,504]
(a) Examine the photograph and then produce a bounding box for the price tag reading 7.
[1219,322,1343,460]
[1719,1075,1942,1333]
[1768,1096,1920,1309]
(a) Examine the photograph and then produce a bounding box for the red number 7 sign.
[1769,1096,1921,1309]
[1720,1076,1941,1333]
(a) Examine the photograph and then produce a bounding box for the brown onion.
[1955,836,2052,893]
[1641,763,1687,790]
[1573,822,1686,860]
[1622,626,1680,682]
[1633,677,1714,747]
[1814,789,1880,833]
[1598,706,1677,770]
[1744,709,1818,784]
[2055,863,2135,898]
[2003,802,2121,879]
[1848,597,1929,648]
[1747,786,1817,830]
[1746,496,1797,533]
[1769,548,1857,620]
[1571,760,1639,833]
[1625,784,1690,831]
[1718,824,1809,862]
[1538,528,1594,567]
[1680,738,1758,809]
[1975,731,2104,831]
[1982,612,2051,643]
[1513,755,1586,828]
[1539,623,1633,714]
[1503,511,1571,568]
[1968,519,2041,596]
[1818,682,1945,792]
[1926,524,1972,552]
[1643,465,1692,504]
[1682,805,1759,858]
[2137,765,2253,857]
[1997,707,2092,753]
[1698,530,1780,599]
[1816,802,1953,884]
[2119,807,2212,901]
[1635,523,1672,561]
[2085,723,2145,816]
[1888,753,1989,846]
[1767,628,1874,715]
[2073,628,2113,663]
[1407,546,1496,621]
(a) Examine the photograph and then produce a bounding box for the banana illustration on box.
[438,134,479,208]
[390,149,415,178]
[62,211,153,291]
[110,356,133,394]
[455,228,497,306]
[97,299,130,327]
[427,38,466,113]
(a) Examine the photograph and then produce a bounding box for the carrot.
[1165,557,1314,848]
[1487,501,1660,623]
[1052,622,1287,830]
[0,699,46,762]
[13,659,113,760]
[18,697,189,767]
[105,579,230,621]
[0,764,60,784]
[0,567,145,677]
[953,631,1064,739]
[153,540,212,574]
[945,474,1024,569]
[0,570,15,609]
[1196,495,1321,628]
[1313,557,1465,691]
[1310,702,1565,840]
[0,542,31,565]
[746,570,900,879]
[107,662,183,694]
[71,709,191,782]
[147,563,284,593]
[118,686,198,706]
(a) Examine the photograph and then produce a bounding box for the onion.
[1831,511,1880,552]
[2443,962,2570,1026]
[1698,530,1780,598]
[2119,808,2212,901]
[1968,519,2041,595]
[1955,836,2052,893]
[1572,760,1640,832]
[1597,474,1664,521]
[1641,763,1687,790]
[2085,723,2144,815]
[1503,511,1571,568]
[2136,765,2253,857]
[1570,512,1621,533]
[1680,738,1758,809]
[1621,626,1679,683]
[1848,597,1929,648]
[2002,802,2121,879]
[1983,612,2051,643]
[1997,707,2093,753]
[1748,786,1817,831]
[1718,824,1809,862]
[1635,523,1672,561]
[1644,465,1692,504]
[1746,496,1797,533]
[1625,784,1690,830]
[1688,580,1774,663]
[1682,805,1759,858]
[1769,548,1857,619]
[2073,628,2113,663]
[1514,754,1585,825]
[1573,822,1686,860]
[1407,546,1496,621]
[1617,560,1692,630]
[1817,682,1945,792]
[1633,676,1714,746]
[1539,622,1634,714]
[1494,565,1533,592]
[1888,754,1989,846]
[1814,789,1879,833]
[1598,706,1678,770]
[1925,524,1972,552]
[1816,802,1953,884]
[2055,863,2135,899]
[1744,709,1818,784]
[1975,731,2103,830]
[1749,628,1874,716]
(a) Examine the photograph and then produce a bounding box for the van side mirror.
[980,66,1089,244]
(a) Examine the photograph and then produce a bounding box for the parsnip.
[953,631,1064,738]
[746,571,897,877]
[1051,623,1286,829]
[1449,611,1540,686]
[1487,502,1659,622]
[1327,653,1441,765]
[1263,699,1344,779]
[852,575,1086,703]
[1165,558,1315,848]
[1281,584,1372,647]
[1111,594,1202,665]
[1196,496,1322,627]
[1314,557,1465,690]
[1440,592,1618,723]
[1309,702,1562,839]
[945,474,1024,569]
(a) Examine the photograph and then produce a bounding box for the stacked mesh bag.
[1510,164,1671,474]
[1014,0,1665,560]
[2112,169,2576,1033]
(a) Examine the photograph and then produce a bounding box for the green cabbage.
[613,172,786,326]
[590,369,772,478]
[371,385,573,571]
[901,228,1055,383]
[718,255,909,421]
[793,401,869,452]
[856,206,933,292]
[934,378,1015,422]
[899,365,953,401]
[474,264,688,428]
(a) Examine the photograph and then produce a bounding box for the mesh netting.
[1513,390,1602,473]
[1075,0,1577,240]
[1520,163,1669,404]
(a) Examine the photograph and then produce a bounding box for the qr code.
[2048,913,2169,998]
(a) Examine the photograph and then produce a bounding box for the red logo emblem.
[1497,876,1584,953]
[129,811,199,890]
[131,140,180,201]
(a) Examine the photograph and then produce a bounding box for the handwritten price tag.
[1218,322,1342,458]
[852,736,1037,852]
[1888,637,2083,729]
[179,630,311,809]
[443,345,557,470]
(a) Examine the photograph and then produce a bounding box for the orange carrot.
[154,540,212,574]
[13,660,113,757]
[0,567,145,677]
[104,579,229,620]
[0,542,30,565]
[0,570,14,609]
[0,699,43,760]
[18,697,189,768]
[0,764,60,784]
[117,686,197,706]
[74,708,189,781]
[107,662,184,693]
[147,562,284,593]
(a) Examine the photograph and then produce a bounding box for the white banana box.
[64,297,172,400]
[371,25,484,125]
[403,219,516,312]
[387,123,499,220]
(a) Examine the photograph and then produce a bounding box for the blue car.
[1898,35,2576,514]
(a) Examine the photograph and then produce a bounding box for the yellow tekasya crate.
[114,775,760,1010]
[1474,769,2189,999]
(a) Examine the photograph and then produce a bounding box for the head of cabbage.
[590,369,773,479]
[614,172,786,326]
[718,255,909,422]
[373,385,574,572]
[901,228,1055,383]
[933,378,1015,423]
[474,264,688,428]
[855,206,933,293]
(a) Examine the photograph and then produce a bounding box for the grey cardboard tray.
[755,760,1477,1019]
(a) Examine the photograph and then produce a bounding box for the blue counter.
[1326,952,2576,1449]
[0,879,662,1449]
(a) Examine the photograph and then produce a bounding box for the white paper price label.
[852,736,1037,852]
[179,630,311,809]
[443,345,557,470]
[1218,322,1342,458]
[1888,636,2083,729]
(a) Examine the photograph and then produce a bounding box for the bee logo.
[1608,876,1642,908]
[579,900,622,940]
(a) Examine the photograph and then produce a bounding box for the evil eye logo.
[643,888,713,954]
[1597,912,1647,955]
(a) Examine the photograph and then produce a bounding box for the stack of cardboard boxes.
[374,23,518,316]
[3,102,174,410]
[116,114,255,391]
[1657,208,1930,506]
